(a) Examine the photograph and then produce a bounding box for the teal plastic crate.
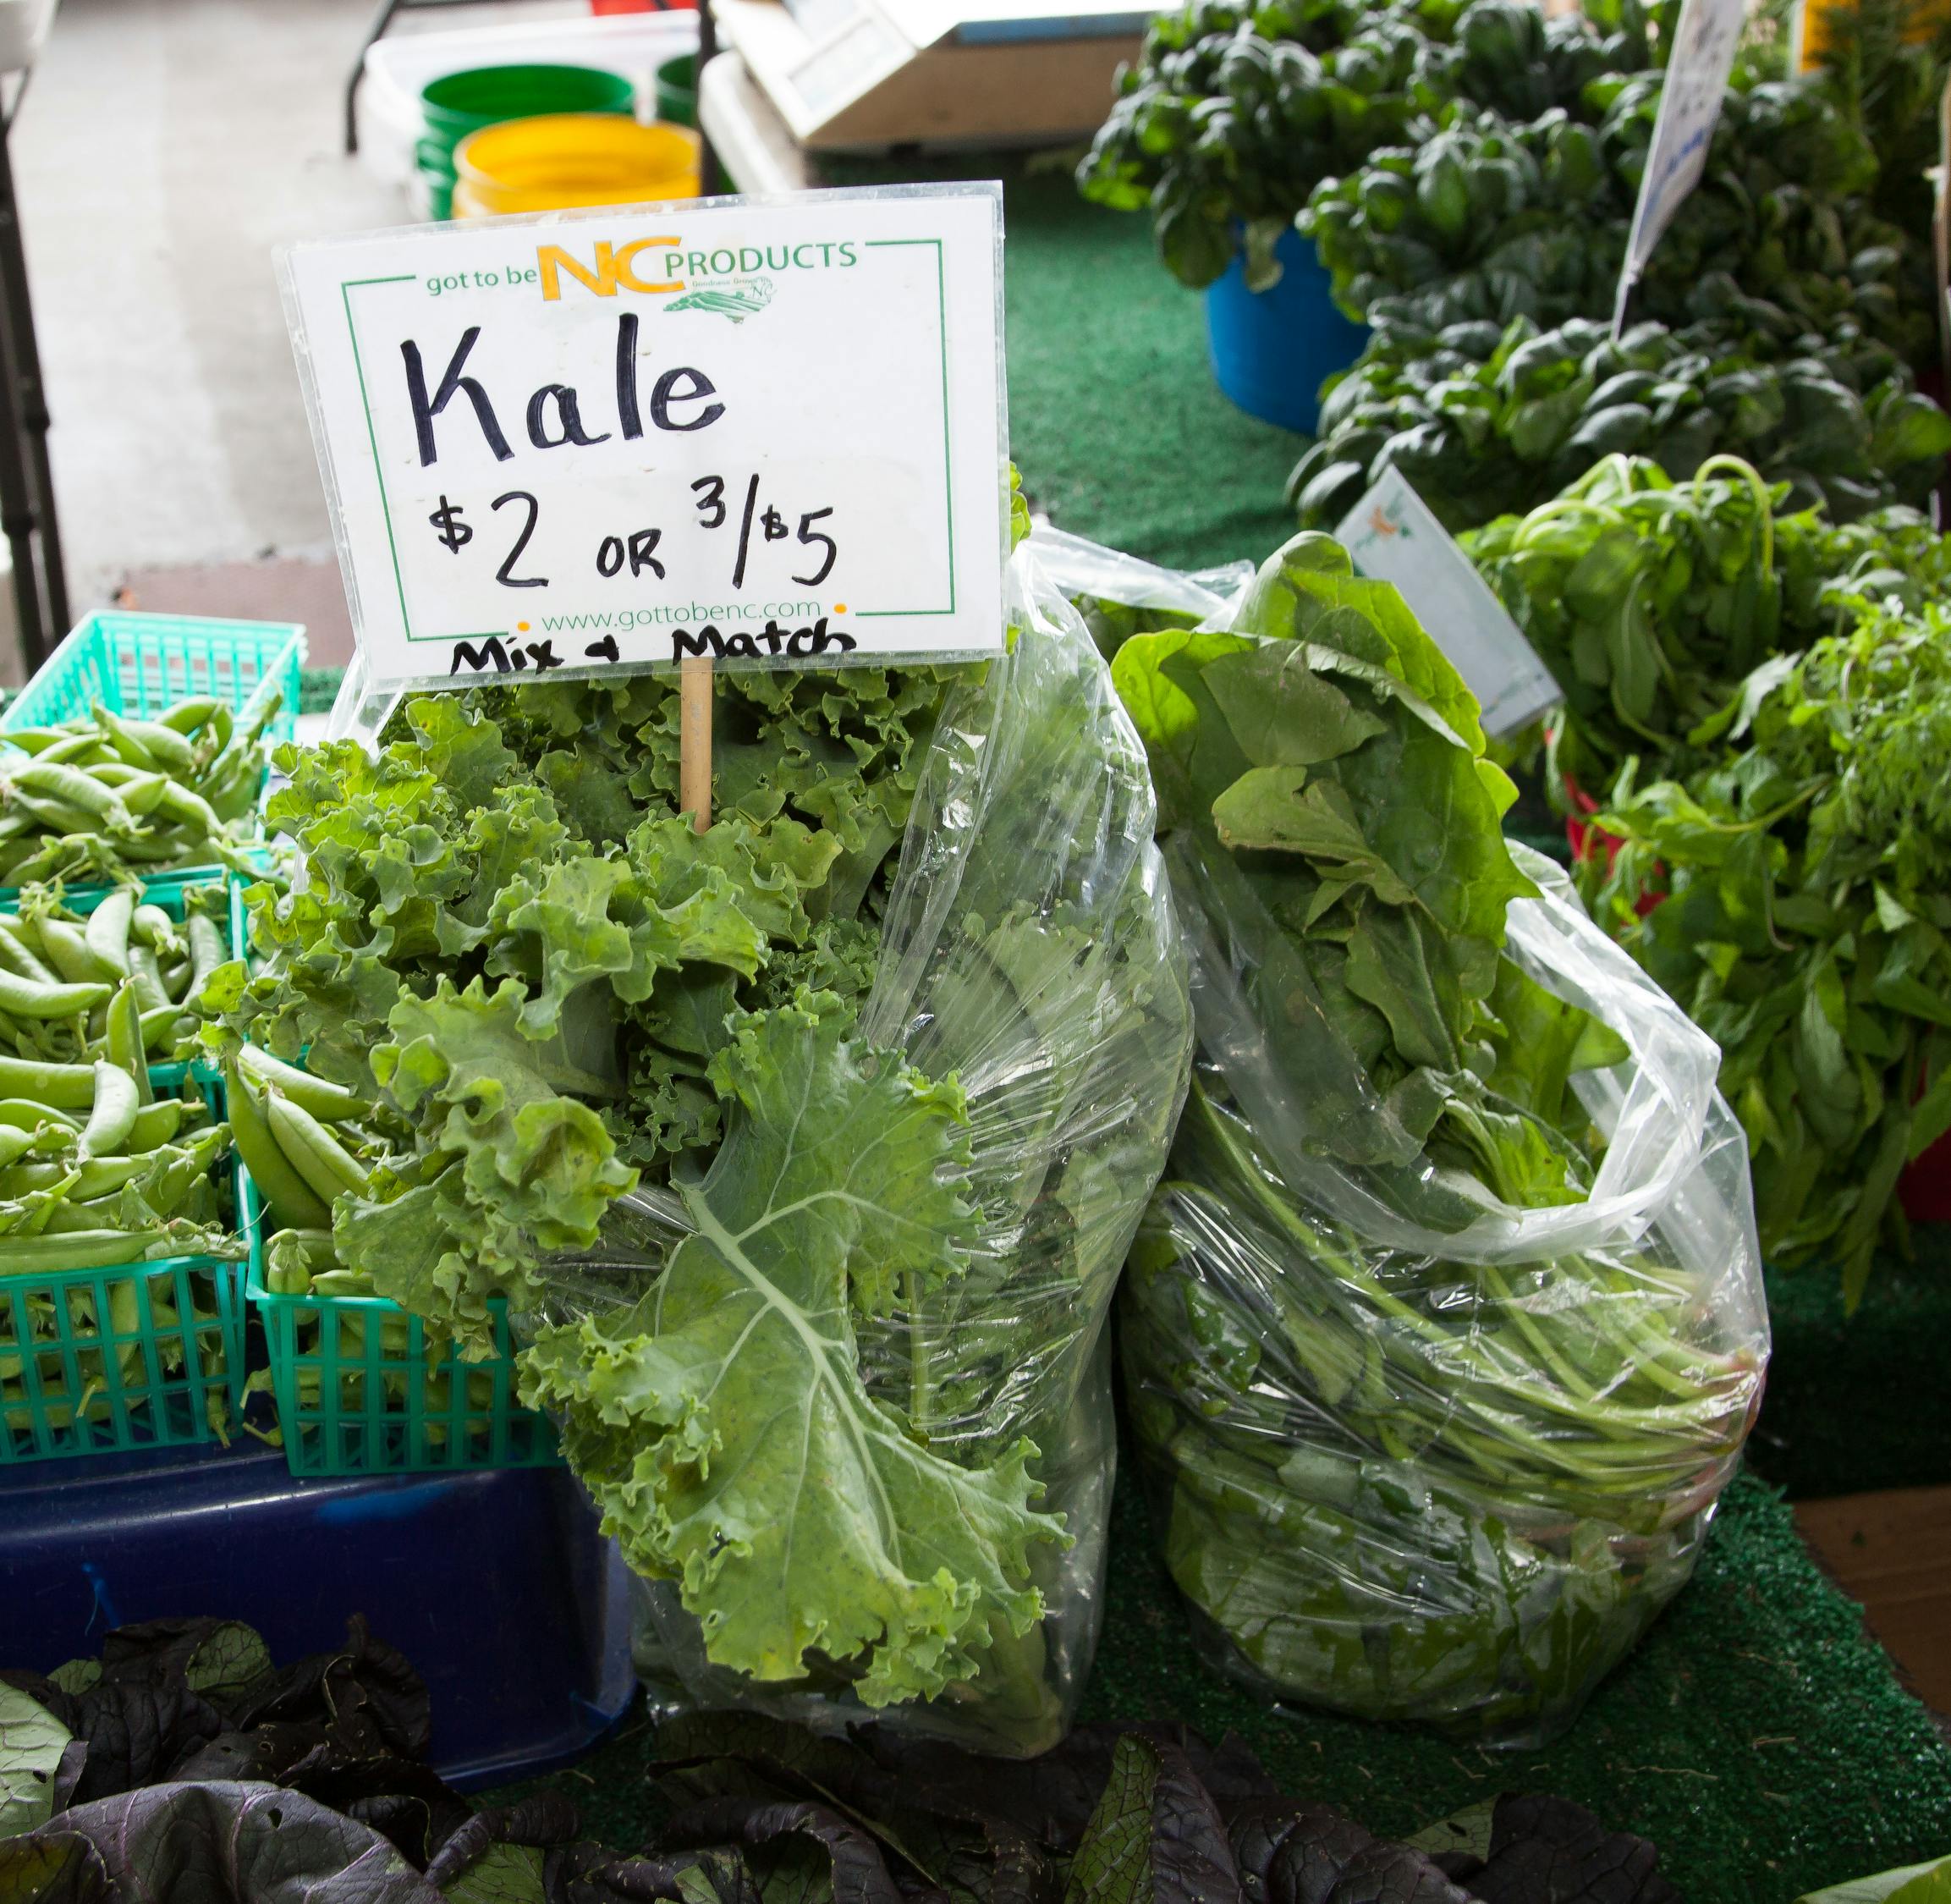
[0,872,239,1092]
[0,1120,248,1467]
[3,612,305,742]
[239,1164,560,1478]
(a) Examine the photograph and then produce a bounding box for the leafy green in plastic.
[521,1003,1065,1704]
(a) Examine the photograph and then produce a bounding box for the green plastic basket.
[239,1167,559,1478]
[0,613,305,896]
[3,612,305,741]
[1,1137,246,1467]
[0,872,239,1091]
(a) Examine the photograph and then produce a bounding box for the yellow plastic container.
[451,113,701,217]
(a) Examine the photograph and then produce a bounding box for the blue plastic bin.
[0,1438,636,1787]
[1204,225,1368,434]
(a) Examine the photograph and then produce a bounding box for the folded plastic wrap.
[1061,527,1770,1745]
[542,543,1195,1755]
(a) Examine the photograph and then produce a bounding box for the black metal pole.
[0,111,49,674]
[0,118,64,636]
[345,0,408,156]
[696,1,722,195]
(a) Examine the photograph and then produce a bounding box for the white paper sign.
[1611,0,1745,335]
[1334,470,1561,740]
[283,185,1007,687]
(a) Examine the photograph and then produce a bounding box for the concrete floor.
[8,0,585,670]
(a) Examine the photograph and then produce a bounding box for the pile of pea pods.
[0,694,276,889]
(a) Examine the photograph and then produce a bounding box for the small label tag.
[283,185,1007,688]
[1334,470,1561,739]
[1611,0,1745,335]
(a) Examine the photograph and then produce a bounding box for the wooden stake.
[680,655,713,834]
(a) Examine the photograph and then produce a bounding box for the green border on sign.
[339,235,960,646]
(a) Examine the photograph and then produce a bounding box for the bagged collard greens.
[1069,526,1767,1745]
[226,525,1191,1758]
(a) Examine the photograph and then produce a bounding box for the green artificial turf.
[508,1462,1951,1904]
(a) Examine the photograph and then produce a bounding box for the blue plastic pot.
[1204,225,1368,434]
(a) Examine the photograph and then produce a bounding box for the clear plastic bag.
[540,543,1194,1756]
[1076,528,1770,1746]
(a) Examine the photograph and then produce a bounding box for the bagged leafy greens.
[213,522,1192,1758]
[1038,526,1767,1744]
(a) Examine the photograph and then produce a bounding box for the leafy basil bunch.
[1462,454,1951,801]
[1288,308,1951,532]
[1586,597,1951,1305]
[1076,0,1656,289]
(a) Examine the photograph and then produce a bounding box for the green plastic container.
[0,613,304,900]
[0,872,239,1091]
[1,1102,246,1467]
[418,64,637,220]
[3,611,305,744]
[654,54,695,128]
[241,1167,559,1478]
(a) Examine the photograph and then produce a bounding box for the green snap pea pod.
[0,1126,46,1169]
[79,1061,140,1161]
[311,1269,374,1298]
[130,905,179,953]
[236,1043,372,1120]
[32,734,114,768]
[96,706,199,775]
[118,834,202,866]
[85,890,135,977]
[10,760,138,829]
[0,1005,24,1048]
[9,790,107,836]
[0,967,112,1021]
[87,766,173,817]
[0,1228,148,1271]
[102,982,152,1103]
[225,1065,330,1230]
[0,1045,97,1108]
[127,945,173,1015]
[0,1055,95,1108]
[264,1254,313,1295]
[38,1197,132,1235]
[0,1160,63,1192]
[138,1004,187,1056]
[0,1098,78,1134]
[155,781,223,840]
[0,813,30,844]
[0,925,60,988]
[160,956,191,997]
[68,1153,157,1197]
[268,1228,337,1270]
[263,1090,369,1207]
[33,915,116,986]
[185,914,228,994]
[0,729,65,754]
[157,696,226,736]
[126,1098,188,1152]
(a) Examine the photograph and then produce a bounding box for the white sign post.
[1335,470,1562,740]
[283,184,1008,735]
[1610,0,1745,337]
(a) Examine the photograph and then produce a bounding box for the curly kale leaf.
[519,1003,1069,1705]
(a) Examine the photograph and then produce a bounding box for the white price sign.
[1612,0,1745,334]
[1335,470,1561,740]
[283,185,1007,688]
